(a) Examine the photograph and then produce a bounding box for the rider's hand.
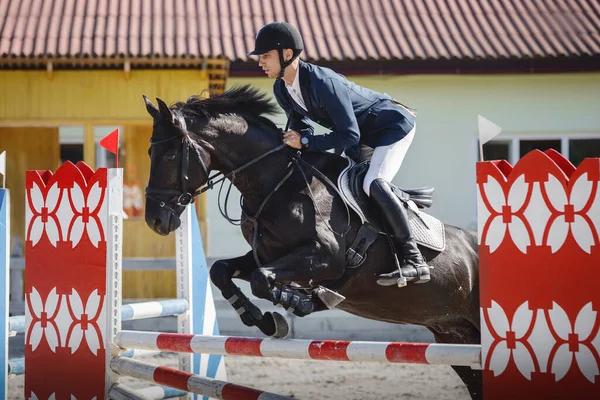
[283,130,302,149]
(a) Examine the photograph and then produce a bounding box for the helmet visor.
[247,48,272,56]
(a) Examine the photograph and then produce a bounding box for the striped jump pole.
[22,162,225,400]
[114,331,482,368]
[111,357,294,400]
[1,186,9,400]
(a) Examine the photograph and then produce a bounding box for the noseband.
[145,109,287,219]
[145,109,210,216]
[146,108,351,267]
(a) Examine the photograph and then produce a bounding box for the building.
[1,1,599,294]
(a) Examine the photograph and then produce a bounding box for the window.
[60,144,84,164]
[59,126,124,168]
[479,135,600,166]
[482,141,510,162]
[569,139,600,167]
[519,139,561,158]
[59,126,84,164]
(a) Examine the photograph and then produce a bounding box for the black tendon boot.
[369,178,431,286]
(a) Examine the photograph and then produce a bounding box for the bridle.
[145,109,211,216]
[145,108,352,267]
[145,109,288,219]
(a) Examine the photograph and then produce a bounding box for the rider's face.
[257,50,281,79]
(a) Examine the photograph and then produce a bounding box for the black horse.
[142,86,481,399]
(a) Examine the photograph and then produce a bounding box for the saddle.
[337,159,446,268]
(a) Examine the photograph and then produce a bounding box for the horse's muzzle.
[145,201,182,235]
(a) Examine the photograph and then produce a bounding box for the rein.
[146,109,286,212]
[146,110,352,268]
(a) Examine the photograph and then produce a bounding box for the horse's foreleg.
[210,252,288,338]
[429,322,482,400]
[250,240,342,317]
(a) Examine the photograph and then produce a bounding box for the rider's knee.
[363,177,373,196]
[368,178,391,198]
[364,176,390,197]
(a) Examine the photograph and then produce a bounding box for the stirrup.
[376,261,432,287]
[376,271,407,287]
[377,253,407,287]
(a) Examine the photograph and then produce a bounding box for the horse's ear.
[156,98,173,122]
[143,95,159,119]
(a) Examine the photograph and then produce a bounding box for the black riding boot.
[369,178,431,286]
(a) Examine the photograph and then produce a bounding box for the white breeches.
[362,125,416,196]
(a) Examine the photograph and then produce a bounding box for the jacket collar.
[280,61,313,116]
[297,61,314,113]
[298,61,310,87]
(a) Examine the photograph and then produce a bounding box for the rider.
[248,21,431,286]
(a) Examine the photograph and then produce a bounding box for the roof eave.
[230,55,600,76]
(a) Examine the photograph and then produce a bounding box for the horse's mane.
[175,84,280,130]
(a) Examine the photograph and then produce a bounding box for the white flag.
[0,151,5,174]
[477,115,502,145]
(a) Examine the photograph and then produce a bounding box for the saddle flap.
[348,161,434,210]
[338,158,446,252]
[401,186,435,197]
[391,186,434,209]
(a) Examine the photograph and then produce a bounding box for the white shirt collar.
[284,66,307,112]
[285,67,301,91]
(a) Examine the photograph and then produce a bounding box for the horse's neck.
[213,124,290,207]
[231,151,291,208]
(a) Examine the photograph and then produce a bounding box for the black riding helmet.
[248,22,304,78]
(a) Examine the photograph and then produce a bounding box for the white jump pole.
[0,187,9,399]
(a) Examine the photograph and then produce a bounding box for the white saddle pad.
[337,158,446,252]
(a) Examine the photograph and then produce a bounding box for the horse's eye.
[167,153,177,161]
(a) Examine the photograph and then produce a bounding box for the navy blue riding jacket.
[273,61,416,160]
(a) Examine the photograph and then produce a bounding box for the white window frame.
[472,133,600,229]
[478,133,600,165]
[59,126,85,145]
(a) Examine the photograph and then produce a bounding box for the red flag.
[99,128,119,168]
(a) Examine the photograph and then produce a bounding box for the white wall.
[206,72,600,257]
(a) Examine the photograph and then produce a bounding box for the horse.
[142,85,482,399]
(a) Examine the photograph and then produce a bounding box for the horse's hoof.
[255,311,289,338]
[269,311,290,338]
[252,312,274,336]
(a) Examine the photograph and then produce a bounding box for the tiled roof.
[0,0,598,65]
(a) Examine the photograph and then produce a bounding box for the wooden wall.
[0,127,60,252]
[0,68,211,299]
[122,124,177,298]
[120,124,209,298]
[0,69,209,121]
